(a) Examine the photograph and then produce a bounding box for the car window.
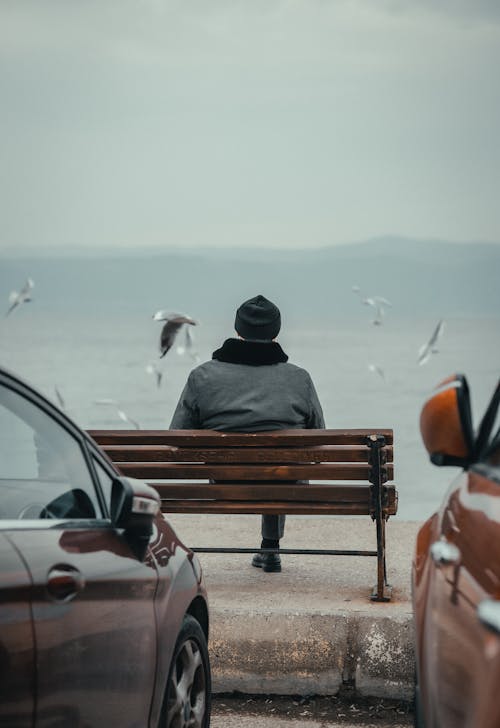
[483,434,500,468]
[92,457,115,512]
[0,384,102,520]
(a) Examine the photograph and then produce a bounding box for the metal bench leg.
[368,434,393,602]
[372,514,392,602]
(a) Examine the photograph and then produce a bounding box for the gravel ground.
[211,691,413,727]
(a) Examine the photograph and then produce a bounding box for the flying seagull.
[6,278,34,316]
[54,386,66,410]
[363,296,392,326]
[418,320,445,366]
[368,363,386,382]
[352,286,392,326]
[146,362,163,388]
[94,399,141,429]
[152,311,197,358]
[177,325,201,363]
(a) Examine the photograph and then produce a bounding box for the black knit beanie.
[234,295,281,341]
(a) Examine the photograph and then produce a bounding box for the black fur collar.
[212,338,288,366]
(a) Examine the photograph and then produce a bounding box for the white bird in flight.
[146,362,164,388]
[6,278,34,316]
[54,386,66,410]
[352,286,392,326]
[94,399,141,429]
[153,311,197,358]
[418,320,445,366]
[368,363,386,382]
[177,324,201,363]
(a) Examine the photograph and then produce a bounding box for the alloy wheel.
[166,637,207,728]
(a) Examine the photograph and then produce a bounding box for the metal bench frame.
[88,428,397,602]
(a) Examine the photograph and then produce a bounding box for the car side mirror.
[110,477,160,557]
[420,373,474,468]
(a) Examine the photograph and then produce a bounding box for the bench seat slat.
[88,428,394,446]
[115,462,394,480]
[102,444,393,464]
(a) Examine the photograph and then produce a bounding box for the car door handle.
[478,600,500,636]
[47,565,85,602]
[430,540,461,567]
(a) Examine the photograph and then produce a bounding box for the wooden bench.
[88,428,397,602]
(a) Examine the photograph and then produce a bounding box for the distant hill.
[1,237,499,320]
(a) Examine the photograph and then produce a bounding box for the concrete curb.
[209,609,414,700]
[166,514,421,700]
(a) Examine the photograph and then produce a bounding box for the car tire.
[160,614,211,728]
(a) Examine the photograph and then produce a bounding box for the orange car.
[412,374,500,728]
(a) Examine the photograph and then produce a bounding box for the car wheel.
[161,614,211,728]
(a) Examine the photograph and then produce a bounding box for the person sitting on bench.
[170,294,325,572]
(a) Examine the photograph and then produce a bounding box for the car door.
[470,439,500,728]
[428,461,500,728]
[0,532,35,728]
[0,378,160,728]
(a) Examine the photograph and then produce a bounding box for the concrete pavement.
[166,513,422,701]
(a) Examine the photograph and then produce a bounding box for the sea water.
[1,310,498,521]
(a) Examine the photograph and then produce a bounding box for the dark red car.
[0,366,211,728]
[412,373,500,728]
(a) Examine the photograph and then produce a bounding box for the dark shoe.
[251,552,282,572]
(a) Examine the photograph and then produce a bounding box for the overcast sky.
[1,0,499,251]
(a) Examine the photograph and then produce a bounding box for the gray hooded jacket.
[170,338,325,432]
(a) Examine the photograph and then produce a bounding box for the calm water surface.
[1,311,498,521]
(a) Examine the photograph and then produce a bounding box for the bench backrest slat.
[88,428,394,447]
[150,482,395,503]
[99,444,393,464]
[116,462,394,480]
[159,483,371,500]
[158,501,384,516]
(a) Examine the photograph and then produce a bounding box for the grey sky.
[1,0,499,251]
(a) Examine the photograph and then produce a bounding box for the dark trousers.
[261,514,286,540]
[213,480,292,542]
[261,479,307,541]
